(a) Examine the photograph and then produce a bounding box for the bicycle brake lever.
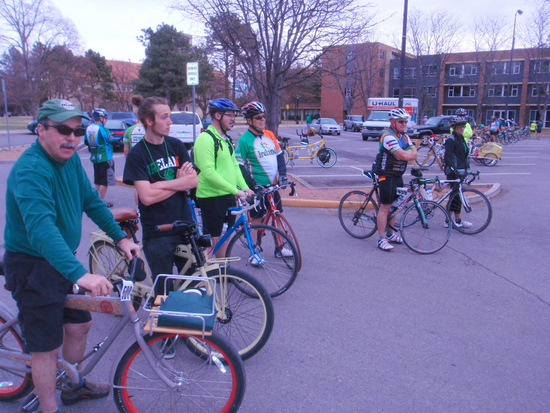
[289,182,297,197]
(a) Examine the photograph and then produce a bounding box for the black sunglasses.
[254,115,266,120]
[42,123,86,137]
[396,120,408,124]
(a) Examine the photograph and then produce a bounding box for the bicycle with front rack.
[0,264,246,413]
[211,196,300,298]
[252,181,302,271]
[281,129,337,168]
[338,168,452,254]
[88,210,274,360]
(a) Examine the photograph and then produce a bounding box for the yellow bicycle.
[281,128,337,168]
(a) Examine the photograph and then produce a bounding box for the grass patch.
[0,116,32,131]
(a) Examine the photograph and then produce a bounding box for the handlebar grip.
[155,224,174,232]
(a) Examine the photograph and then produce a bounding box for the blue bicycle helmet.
[455,108,467,116]
[92,108,108,120]
[208,98,240,115]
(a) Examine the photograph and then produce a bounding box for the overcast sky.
[49,0,537,63]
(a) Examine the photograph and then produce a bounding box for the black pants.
[143,234,188,295]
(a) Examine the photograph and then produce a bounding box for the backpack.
[189,129,235,203]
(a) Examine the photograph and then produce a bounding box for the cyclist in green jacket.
[193,98,253,257]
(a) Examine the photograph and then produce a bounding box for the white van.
[169,111,202,148]
[361,98,418,141]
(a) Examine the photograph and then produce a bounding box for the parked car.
[361,111,391,141]
[169,111,202,148]
[343,115,365,132]
[312,118,341,135]
[408,115,454,140]
[83,119,126,152]
[27,112,91,135]
[108,111,138,126]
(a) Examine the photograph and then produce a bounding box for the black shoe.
[60,380,110,406]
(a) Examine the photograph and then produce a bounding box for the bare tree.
[0,0,79,114]
[407,9,463,119]
[171,0,375,134]
[520,0,550,124]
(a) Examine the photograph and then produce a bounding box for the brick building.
[321,42,550,127]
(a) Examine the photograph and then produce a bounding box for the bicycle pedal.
[21,393,40,412]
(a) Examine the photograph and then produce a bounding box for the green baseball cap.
[37,99,90,122]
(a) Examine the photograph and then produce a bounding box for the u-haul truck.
[361,97,418,141]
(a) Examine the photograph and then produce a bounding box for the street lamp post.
[295,95,301,124]
[505,9,523,123]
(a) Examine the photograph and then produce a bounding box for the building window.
[469,65,478,75]
[380,50,385,60]
[513,62,521,74]
[533,60,550,73]
[404,67,416,79]
[379,69,384,78]
[403,87,416,98]
[421,65,438,77]
[422,86,436,97]
[448,85,476,97]
[392,88,400,97]
[510,85,519,97]
[393,68,400,80]
[449,66,457,76]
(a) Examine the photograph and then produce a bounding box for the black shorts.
[198,194,237,237]
[378,175,404,205]
[93,160,115,186]
[3,251,91,353]
[250,190,283,219]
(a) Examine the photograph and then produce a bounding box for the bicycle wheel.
[89,240,129,278]
[226,224,299,297]
[113,332,245,413]
[446,188,492,235]
[400,200,452,254]
[283,149,290,165]
[416,145,436,167]
[269,213,302,271]
[203,267,274,360]
[316,148,337,168]
[89,241,144,310]
[0,316,33,400]
[482,153,498,166]
[338,191,378,239]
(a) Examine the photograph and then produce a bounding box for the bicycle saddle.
[111,208,139,223]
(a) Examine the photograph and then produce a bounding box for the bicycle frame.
[0,284,178,393]
[285,136,326,161]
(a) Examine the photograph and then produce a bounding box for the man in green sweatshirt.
[3,99,140,413]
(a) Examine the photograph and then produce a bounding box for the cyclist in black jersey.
[373,108,418,251]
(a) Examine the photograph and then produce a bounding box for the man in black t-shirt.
[123,96,198,294]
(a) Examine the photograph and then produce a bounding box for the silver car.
[312,118,342,135]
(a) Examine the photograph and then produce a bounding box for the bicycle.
[282,129,337,168]
[88,210,274,360]
[253,181,302,271]
[422,169,493,235]
[0,265,246,413]
[414,135,446,170]
[338,168,452,254]
[211,197,300,298]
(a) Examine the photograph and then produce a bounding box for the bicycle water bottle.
[424,187,433,200]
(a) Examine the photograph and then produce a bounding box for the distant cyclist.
[193,98,254,257]
[450,108,473,142]
[123,96,146,158]
[373,108,418,251]
[85,108,118,207]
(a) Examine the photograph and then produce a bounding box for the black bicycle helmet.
[455,108,467,116]
[208,98,240,115]
[241,101,266,118]
[388,108,410,120]
[450,116,468,127]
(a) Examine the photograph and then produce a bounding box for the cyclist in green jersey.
[193,98,253,257]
